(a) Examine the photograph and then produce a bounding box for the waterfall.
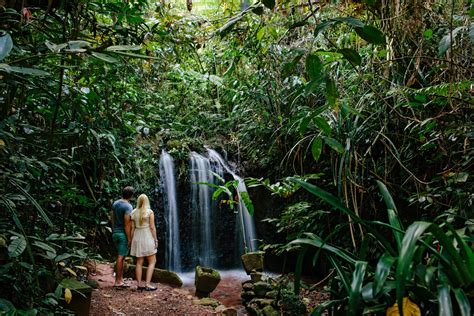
[189,152,216,267]
[159,149,181,272]
[207,149,258,253]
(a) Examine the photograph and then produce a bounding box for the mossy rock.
[192,297,221,308]
[125,264,183,287]
[195,266,221,297]
[241,251,264,275]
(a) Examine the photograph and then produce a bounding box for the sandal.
[144,285,157,291]
[113,282,130,289]
[137,285,146,291]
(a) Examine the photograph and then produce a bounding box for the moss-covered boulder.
[241,251,264,275]
[124,264,183,287]
[195,265,221,298]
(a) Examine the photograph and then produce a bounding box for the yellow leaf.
[74,265,88,272]
[65,267,77,276]
[58,261,66,267]
[0,139,5,146]
[64,288,72,304]
[386,297,421,316]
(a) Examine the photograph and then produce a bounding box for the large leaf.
[438,284,453,316]
[91,52,119,64]
[313,116,331,135]
[10,180,53,227]
[355,25,386,44]
[348,261,368,316]
[240,191,254,216]
[305,54,323,80]
[314,17,364,37]
[338,48,361,66]
[453,288,471,316]
[8,236,26,258]
[325,77,338,108]
[0,64,49,76]
[323,136,344,153]
[106,45,142,51]
[373,254,396,296]
[289,233,357,264]
[262,0,275,10]
[0,33,13,61]
[377,180,403,252]
[438,26,465,56]
[311,137,323,161]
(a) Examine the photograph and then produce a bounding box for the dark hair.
[122,186,134,199]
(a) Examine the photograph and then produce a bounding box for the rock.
[192,297,221,308]
[194,266,221,298]
[253,281,272,297]
[241,252,264,275]
[262,305,279,316]
[124,264,183,287]
[265,290,277,299]
[85,279,99,289]
[215,305,227,313]
[242,279,253,286]
[221,306,238,316]
[241,290,256,302]
[250,271,263,282]
[243,282,254,291]
[250,298,274,308]
[246,302,262,316]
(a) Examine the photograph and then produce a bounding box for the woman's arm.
[130,219,135,247]
[149,211,158,248]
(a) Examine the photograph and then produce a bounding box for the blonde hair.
[136,194,150,225]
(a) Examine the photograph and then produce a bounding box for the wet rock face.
[194,266,221,298]
[241,252,264,275]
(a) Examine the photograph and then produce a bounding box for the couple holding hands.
[111,186,158,291]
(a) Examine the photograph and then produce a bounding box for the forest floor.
[88,262,247,315]
[88,262,329,315]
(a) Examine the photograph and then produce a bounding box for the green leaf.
[8,236,26,258]
[325,77,338,108]
[438,284,453,316]
[106,45,142,51]
[338,48,362,66]
[32,241,56,254]
[91,52,119,63]
[290,233,357,264]
[453,288,471,316]
[299,115,312,134]
[256,27,266,41]
[348,261,367,316]
[373,254,396,296]
[0,64,49,76]
[355,25,386,44]
[377,181,404,252]
[438,27,465,56]
[311,138,323,161]
[0,33,13,61]
[294,247,307,295]
[262,0,275,10]
[240,191,254,216]
[313,116,331,135]
[305,54,323,80]
[323,136,344,153]
[10,180,53,227]
[328,255,351,293]
[0,298,15,312]
[45,40,68,53]
[423,29,433,39]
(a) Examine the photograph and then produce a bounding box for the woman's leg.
[145,254,156,286]
[136,256,144,287]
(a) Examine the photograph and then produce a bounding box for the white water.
[159,150,181,272]
[189,152,215,267]
[207,149,258,253]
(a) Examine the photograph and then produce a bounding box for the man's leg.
[115,255,125,285]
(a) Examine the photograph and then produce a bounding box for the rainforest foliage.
[0,0,472,314]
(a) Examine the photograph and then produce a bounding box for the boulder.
[253,281,272,297]
[262,305,279,316]
[241,252,264,275]
[250,298,274,308]
[192,297,221,308]
[241,290,256,302]
[250,271,263,282]
[265,290,277,299]
[124,264,183,287]
[216,305,238,315]
[194,266,221,298]
[243,282,254,291]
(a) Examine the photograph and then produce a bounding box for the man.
[111,186,134,288]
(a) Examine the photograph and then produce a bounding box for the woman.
[130,194,158,291]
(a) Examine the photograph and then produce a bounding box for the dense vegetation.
[0,0,472,314]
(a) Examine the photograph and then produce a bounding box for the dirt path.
[89,263,247,315]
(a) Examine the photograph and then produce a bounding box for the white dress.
[130,208,157,257]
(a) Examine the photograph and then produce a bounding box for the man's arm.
[124,213,132,247]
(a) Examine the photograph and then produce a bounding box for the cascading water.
[159,149,181,272]
[189,152,216,267]
[207,149,258,254]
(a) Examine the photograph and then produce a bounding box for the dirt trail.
[89,263,246,315]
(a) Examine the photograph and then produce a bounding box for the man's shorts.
[112,232,129,256]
